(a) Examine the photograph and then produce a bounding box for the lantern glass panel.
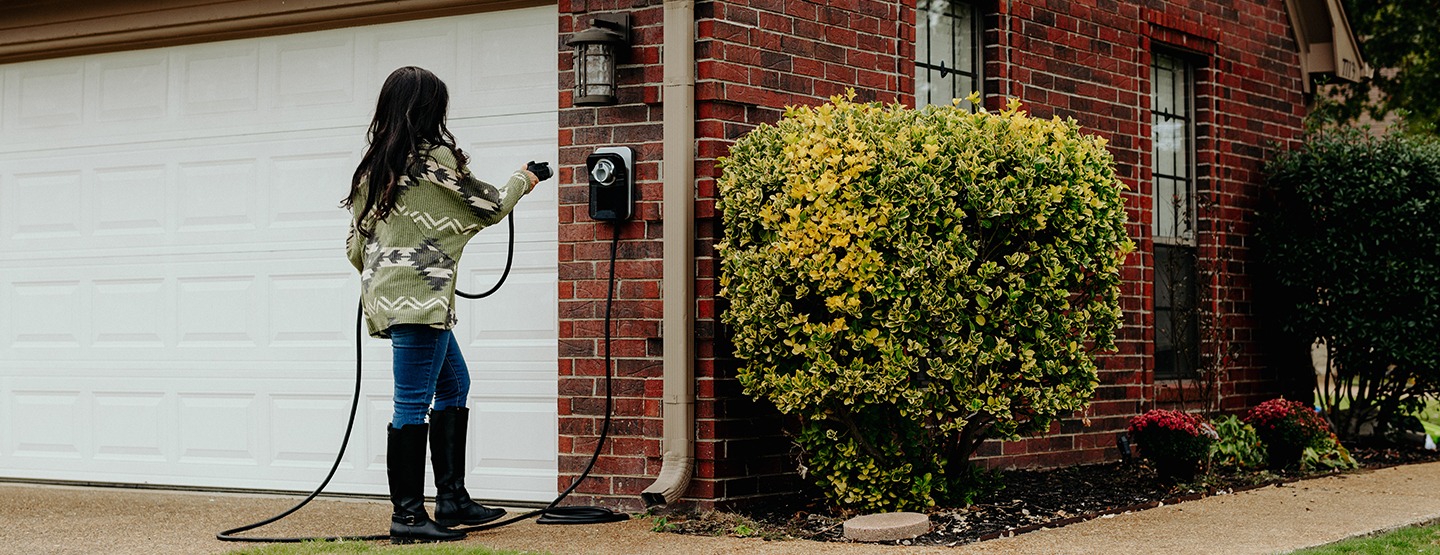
[576,42,616,100]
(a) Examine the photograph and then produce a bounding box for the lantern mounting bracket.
[585,13,630,45]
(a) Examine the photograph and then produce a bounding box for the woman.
[344,66,549,543]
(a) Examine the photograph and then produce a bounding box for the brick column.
[557,0,909,510]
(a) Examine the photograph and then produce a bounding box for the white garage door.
[0,8,560,503]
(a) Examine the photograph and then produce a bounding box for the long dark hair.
[343,66,469,236]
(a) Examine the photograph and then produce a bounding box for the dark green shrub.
[1259,128,1440,439]
[1128,410,1214,480]
[717,94,1133,510]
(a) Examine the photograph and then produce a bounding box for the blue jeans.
[390,325,471,427]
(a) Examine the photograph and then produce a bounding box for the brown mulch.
[659,442,1440,546]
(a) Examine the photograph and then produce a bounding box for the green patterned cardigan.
[346,145,531,338]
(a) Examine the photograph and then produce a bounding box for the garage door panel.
[269,272,354,347]
[94,54,171,123]
[92,277,169,347]
[178,158,262,232]
[364,394,393,471]
[470,398,555,503]
[0,8,558,500]
[268,393,351,467]
[0,374,400,492]
[177,275,263,347]
[182,46,262,116]
[36,260,350,360]
[462,270,556,342]
[5,61,84,129]
[5,169,83,240]
[275,35,357,109]
[93,391,169,463]
[177,393,261,464]
[9,279,84,348]
[10,389,84,459]
[270,151,357,229]
[474,398,555,465]
[374,22,460,83]
[466,272,555,337]
[94,164,169,235]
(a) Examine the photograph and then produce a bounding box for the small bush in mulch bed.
[656,443,1440,546]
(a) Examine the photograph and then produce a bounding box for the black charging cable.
[218,214,626,542]
[454,223,627,530]
[456,214,516,300]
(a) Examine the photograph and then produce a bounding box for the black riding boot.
[387,423,465,544]
[429,407,507,527]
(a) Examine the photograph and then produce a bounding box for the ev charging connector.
[587,146,634,221]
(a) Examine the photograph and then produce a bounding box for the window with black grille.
[1153,52,1195,243]
[915,0,981,109]
[1152,51,1199,380]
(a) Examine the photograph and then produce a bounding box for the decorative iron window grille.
[915,0,981,109]
[1152,52,1195,244]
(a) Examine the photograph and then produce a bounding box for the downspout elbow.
[641,451,694,507]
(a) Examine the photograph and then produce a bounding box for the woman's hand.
[526,161,552,180]
[522,161,551,193]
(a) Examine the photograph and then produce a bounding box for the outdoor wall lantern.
[568,13,631,106]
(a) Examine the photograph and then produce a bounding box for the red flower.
[1127,409,1212,479]
[1244,397,1334,468]
[1129,409,1203,437]
[1244,398,1329,438]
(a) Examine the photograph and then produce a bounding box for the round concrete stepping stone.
[842,511,931,542]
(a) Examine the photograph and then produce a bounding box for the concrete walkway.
[3,461,1440,554]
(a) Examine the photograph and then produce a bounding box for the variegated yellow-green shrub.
[717,93,1134,511]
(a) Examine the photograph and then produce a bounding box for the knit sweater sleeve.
[344,187,368,271]
[345,224,362,271]
[421,146,529,228]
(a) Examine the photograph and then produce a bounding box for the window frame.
[1150,50,1202,380]
[914,0,983,109]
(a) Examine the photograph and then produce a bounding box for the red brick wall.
[556,0,667,513]
[556,0,1309,509]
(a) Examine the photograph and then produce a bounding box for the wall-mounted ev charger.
[587,146,634,221]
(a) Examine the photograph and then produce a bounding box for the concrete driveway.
[3,461,1440,554]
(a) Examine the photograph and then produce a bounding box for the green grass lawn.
[1289,521,1440,554]
[224,541,547,555]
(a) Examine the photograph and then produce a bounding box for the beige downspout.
[640,0,696,507]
